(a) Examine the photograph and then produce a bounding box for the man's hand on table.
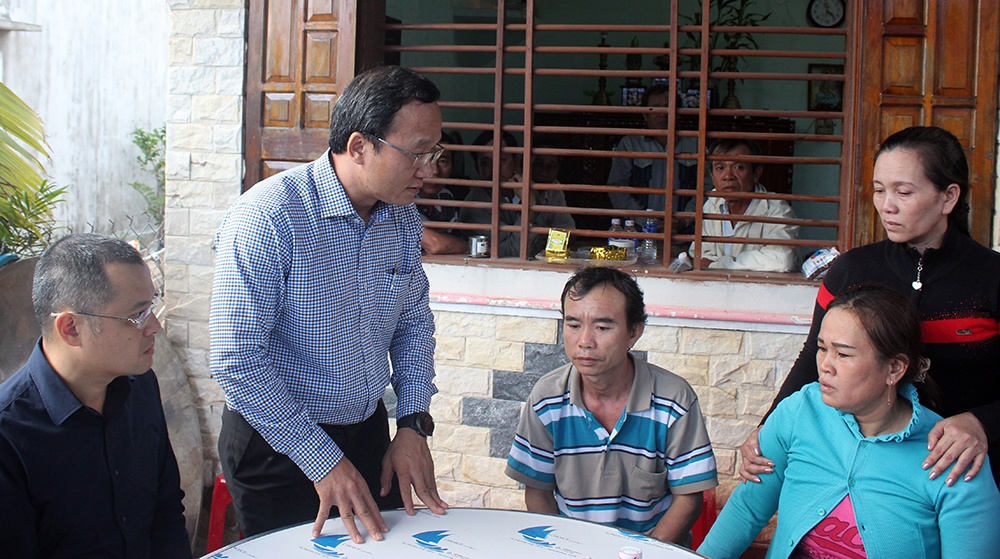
[381,427,449,515]
[312,458,389,543]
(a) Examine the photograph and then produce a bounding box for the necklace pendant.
[912,280,923,291]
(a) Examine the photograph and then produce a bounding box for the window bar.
[486,3,508,259]
[519,0,536,260]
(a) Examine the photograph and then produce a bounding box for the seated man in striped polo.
[505,267,718,546]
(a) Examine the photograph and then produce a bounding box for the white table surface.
[202,508,707,558]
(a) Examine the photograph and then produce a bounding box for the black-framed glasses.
[366,134,445,168]
[56,295,162,330]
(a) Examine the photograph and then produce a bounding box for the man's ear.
[346,132,369,163]
[52,312,85,348]
[629,323,645,348]
[753,164,764,182]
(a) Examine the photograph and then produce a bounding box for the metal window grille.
[387,0,854,274]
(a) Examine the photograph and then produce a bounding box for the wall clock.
[807,0,846,28]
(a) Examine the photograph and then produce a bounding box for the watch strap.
[397,411,434,437]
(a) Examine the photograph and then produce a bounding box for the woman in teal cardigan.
[698,285,1000,559]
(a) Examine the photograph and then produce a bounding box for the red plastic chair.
[691,487,718,549]
[206,473,242,552]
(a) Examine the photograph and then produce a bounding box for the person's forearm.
[213,317,345,478]
[648,492,702,544]
[524,486,559,515]
[728,246,798,272]
[152,415,191,558]
[970,401,1000,444]
[388,268,437,417]
[0,477,40,558]
[421,228,467,254]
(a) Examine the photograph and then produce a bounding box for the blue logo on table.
[617,528,653,542]
[413,530,452,552]
[519,525,556,547]
[312,534,352,557]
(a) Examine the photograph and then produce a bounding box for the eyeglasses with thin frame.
[53,295,162,330]
[366,134,445,168]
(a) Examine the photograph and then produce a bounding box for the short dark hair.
[472,129,520,175]
[874,126,970,236]
[827,284,929,389]
[33,233,146,333]
[641,83,672,107]
[707,138,762,171]
[561,267,647,332]
[328,65,441,153]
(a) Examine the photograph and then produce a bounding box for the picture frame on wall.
[621,85,645,106]
[807,64,844,111]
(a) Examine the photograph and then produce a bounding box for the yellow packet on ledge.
[545,228,571,258]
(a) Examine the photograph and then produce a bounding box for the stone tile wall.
[164,0,244,484]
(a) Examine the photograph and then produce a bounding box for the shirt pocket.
[374,268,413,329]
[626,464,669,501]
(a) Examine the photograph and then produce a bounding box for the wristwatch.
[397,412,435,437]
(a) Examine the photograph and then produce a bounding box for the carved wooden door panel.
[854,0,1000,246]
[244,0,358,191]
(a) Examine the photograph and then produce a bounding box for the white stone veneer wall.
[164,0,245,485]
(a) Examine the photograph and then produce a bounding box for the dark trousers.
[219,400,403,536]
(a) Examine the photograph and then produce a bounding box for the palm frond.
[0,83,60,256]
[0,82,48,156]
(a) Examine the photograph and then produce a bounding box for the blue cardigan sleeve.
[697,393,800,558]
[936,456,1000,557]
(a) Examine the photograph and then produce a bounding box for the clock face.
[808,0,846,28]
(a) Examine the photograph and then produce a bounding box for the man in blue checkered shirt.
[211,66,449,544]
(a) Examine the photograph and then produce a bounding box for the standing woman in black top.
[741,126,1000,487]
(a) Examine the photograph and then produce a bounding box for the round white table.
[202,508,707,558]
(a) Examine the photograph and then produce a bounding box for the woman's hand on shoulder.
[924,412,988,486]
[739,427,775,483]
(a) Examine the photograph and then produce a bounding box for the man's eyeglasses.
[55,296,162,330]
[366,134,445,168]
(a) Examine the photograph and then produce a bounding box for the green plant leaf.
[0,180,65,255]
[0,82,48,157]
[0,83,60,256]
[129,125,166,228]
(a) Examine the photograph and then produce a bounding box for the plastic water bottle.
[639,213,658,265]
[624,219,638,250]
[608,218,624,245]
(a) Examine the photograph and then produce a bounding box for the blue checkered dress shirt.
[210,152,437,482]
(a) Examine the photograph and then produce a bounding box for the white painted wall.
[0,0,169,233]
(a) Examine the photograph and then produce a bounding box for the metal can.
[469,235,489,257]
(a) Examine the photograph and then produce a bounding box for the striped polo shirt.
[506,357,718,533]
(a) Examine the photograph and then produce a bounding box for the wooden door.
[244,0,359,191]
[854,0,1000,246]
